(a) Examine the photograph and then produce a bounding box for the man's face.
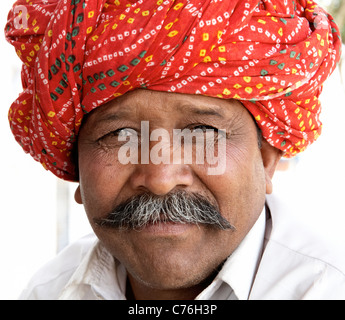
[76,89,280,294]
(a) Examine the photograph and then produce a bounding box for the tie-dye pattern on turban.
[5,0,342,181]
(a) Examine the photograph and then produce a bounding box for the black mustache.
[94,191,234,231]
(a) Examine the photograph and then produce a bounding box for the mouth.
[136,221,196,236]
[95,213,198,236]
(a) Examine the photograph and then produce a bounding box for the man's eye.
[98,128,137,147]
[116,128,137,139]
[191,125,217,132]
[101,128,136,139]
[190,125,227,139]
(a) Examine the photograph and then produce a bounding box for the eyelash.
[97,124,229,145]
[189,124,229,139]
[98,128,137,140]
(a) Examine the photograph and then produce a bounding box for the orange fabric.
[5,0,342,181]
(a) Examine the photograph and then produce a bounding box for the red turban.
[5,0,342,181]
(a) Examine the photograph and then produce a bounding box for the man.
[5,0,345,299]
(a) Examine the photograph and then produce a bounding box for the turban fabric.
[5,0,342,181]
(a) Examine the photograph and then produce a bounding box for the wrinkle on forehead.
[81,89,250,131]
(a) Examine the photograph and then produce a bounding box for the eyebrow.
[94,102,226,125]
[177,104,225,118]
[96,111,129,124]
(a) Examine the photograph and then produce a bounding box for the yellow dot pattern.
[4,0,342,180]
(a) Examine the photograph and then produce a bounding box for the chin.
[126,247,222,292]
[130,266,214,292]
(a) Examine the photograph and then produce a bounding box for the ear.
[74,185,83,204]
[260,140,283,194]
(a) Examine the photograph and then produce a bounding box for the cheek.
[78,147,131,219]
[194,144,266,226]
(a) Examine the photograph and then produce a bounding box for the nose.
[129,162,194,196]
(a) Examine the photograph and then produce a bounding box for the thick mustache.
[94,191,234,231]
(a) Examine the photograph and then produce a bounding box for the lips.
[135,221,195,236]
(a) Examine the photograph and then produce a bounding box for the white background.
[0,0,344,299]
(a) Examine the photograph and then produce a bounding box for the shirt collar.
[59,207,266,300]
[196,206,266,300]
[59,242,127,300]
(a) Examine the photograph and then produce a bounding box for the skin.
[75,89,283,300]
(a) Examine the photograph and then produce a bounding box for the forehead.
[85,89,247,124]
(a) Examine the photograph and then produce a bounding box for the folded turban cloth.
[5,0,342,181]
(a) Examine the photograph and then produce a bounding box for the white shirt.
[19,193,345,300]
